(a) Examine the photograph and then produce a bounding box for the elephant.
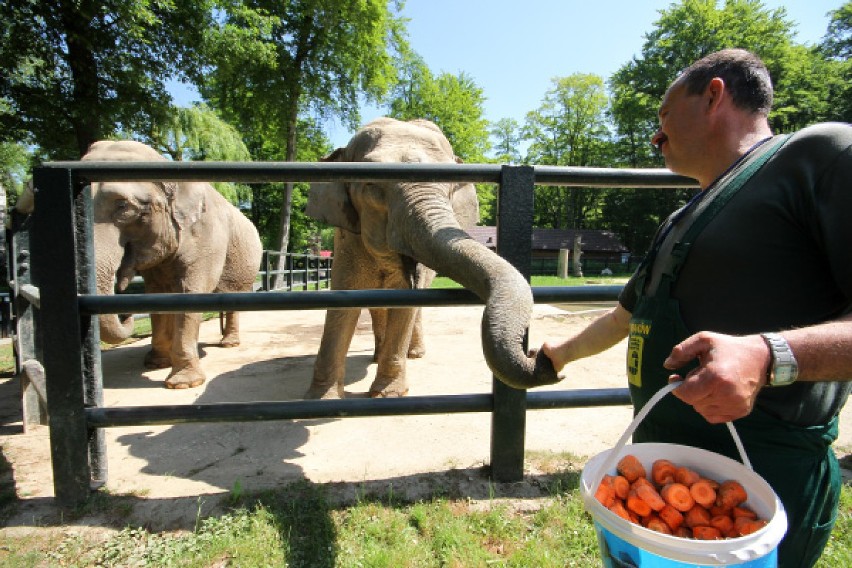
[305,117,558,399]
[83,140,263,389]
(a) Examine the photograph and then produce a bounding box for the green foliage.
[387,51,491,162]
[0,0,213,158]
[0,141,31,200]
[490,117,523,164]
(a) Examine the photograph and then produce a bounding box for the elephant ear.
[450,157,480,229]
[306,147,361,234]
[167,181,207,230]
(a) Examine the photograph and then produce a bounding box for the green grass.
[0,456,848,567]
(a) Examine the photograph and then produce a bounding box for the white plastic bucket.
[580,384,787,567]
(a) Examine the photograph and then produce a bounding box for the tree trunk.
[270,100,300,290]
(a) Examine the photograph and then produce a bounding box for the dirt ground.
[1,302,850,534]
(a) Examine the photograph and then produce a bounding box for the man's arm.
[665,313,852,423]
[539,303,632,373]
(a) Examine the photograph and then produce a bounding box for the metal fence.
[258,250,332,291]
[23,161,695,506]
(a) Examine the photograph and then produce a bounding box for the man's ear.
[706,77,726,111]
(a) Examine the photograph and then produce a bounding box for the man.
[539,49,852,567]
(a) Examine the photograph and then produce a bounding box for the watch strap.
[760,332,798,387]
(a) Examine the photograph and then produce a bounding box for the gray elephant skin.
[85,140,263,389]
[306,117,559,399]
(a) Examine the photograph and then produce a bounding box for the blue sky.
[170,1,842,148]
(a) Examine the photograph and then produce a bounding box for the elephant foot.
[368,377,409,398]
[219,335,240,348]
[304,382,344,400]
[406,345,425,359]
[144,350,171,369]
[165,367,206,389]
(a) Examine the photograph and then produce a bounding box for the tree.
[820,1,852,122]
[490,118,523,164]
[604,0,801,254]
[143,105,253,205]
[387,50,493,220]
[522,74,612,229]
[202,0,406,288]
[0,0,212,158]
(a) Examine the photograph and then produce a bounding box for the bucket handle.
[590,382,753,493]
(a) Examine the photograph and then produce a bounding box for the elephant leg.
[369,308,387,363]
[144,313,173,369]
[369,307,416,397]
[220,311,240,348]
[164,312,206,389]
[306,308,361,399]
[407,308,426,359]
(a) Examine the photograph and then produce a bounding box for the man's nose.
[651,130,666,150]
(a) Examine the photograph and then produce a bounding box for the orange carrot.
[608,500,631,521]
[644,514,672,534]
[613,475,630,500]
[689,480,717,508]
[732,505,757,519]
[617,454,647,483]
[684,505,711,528]
[734,517,768,536]
[692,525,723,540]
[710,514,734,535]
[710,504,731,517]
[651,459,677,486]
[661,482,695,512]
[699,477,720,490]
[716,480,748,509]
[595,476,616,507]
[658,504,684,531]
[626,488,652,517]
[673,526,692,539]
[635,482,666,512]
[675,466,700,487]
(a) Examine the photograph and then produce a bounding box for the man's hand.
[664,332,770,423]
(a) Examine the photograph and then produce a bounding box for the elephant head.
[307,117,558,389]
[83,140,206,344]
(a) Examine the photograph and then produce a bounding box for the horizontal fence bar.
[40,161,697,188]
[85,389,632,428]
[79,285,623,315]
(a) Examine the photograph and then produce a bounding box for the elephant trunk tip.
[99,313,135,344]
[488,348,563,390]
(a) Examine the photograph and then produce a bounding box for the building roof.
[466,226,628,253]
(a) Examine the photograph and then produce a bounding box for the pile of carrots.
[594,454,768,540]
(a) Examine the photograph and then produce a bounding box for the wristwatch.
[760,332,798,387]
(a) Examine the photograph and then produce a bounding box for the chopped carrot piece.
[675,466,700,487]
[612,475,630,500]
[595,476,616,508]
[689,480,717,508]
[673,526,692,539]
[732,505,757,519]
[651,459,677,486]
[710,505,731,517]
[684,505,711,528]
[699,477,720,490]
[735,517,768,536]
[644,514,672,534]
[627,488,652,517]
[661,483,695,512]
[716,480,748,509]
[692,525,723,540]
[617,454,646,483]
[658,504,684,531]
[710,514,734,535]
[635,482,666,512]
[608,500,631,521]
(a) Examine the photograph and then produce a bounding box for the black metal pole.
[490,165,535,482]
[31,166,92,507]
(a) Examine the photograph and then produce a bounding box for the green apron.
[626,136,840,568]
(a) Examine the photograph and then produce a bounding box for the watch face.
[773,364,796,386]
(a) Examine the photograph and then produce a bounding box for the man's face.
[651,81,707,178]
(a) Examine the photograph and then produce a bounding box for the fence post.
[31,166,92,506]
[490,165,535,482]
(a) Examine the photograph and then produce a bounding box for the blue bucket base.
[595,522,778,568]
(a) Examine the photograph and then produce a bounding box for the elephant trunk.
[399,192,560,389]
[95,224,135,344]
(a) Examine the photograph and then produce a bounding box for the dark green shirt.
[620,122,852,426]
